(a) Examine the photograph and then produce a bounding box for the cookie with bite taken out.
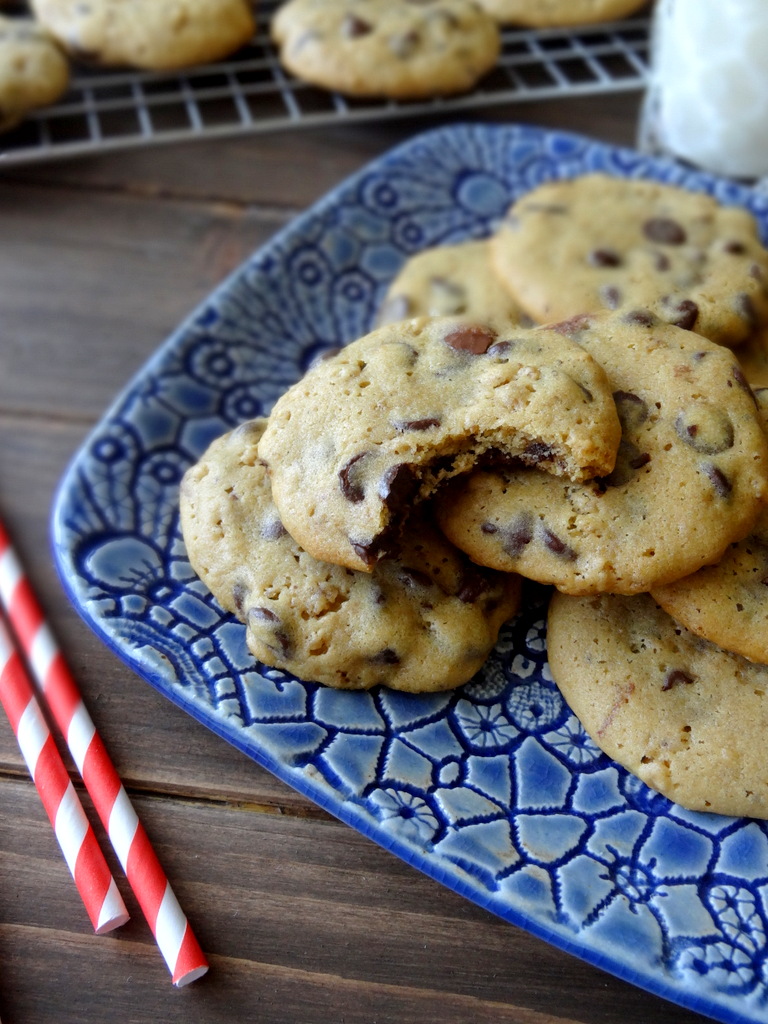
[258,314,622,573]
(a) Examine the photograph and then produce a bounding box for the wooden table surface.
[0,86,711,1024]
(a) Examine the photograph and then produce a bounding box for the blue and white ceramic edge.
[51,123,768,1024]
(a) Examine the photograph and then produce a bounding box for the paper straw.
[0,615,129,933]
[0,521,208,986]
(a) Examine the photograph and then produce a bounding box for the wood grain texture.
[0,93,712,1024]
[0,783,703,1024]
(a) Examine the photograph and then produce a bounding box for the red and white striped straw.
[0,615,129,934]
[0,520,208,986]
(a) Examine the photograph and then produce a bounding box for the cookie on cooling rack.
[270,0,501,99]
[29,0,255,70]
[0,15,69,132]
[474,0,649,26]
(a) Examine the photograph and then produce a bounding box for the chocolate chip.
[351,538,385,568]
[732,364,754,396]
[675,409,734,454]
[378,462,416,509]
[600,285,622,309]
[614,391,648,433]
[541,527,576,560]
[521,440,557,466]
[393,417,441,432]
[661,668,695,691]
[248,608,291,657]
[665,298,699,331]
[339,452,369,503]
[261,516,287,541]
[600,440,650,487]
[442,324,496,354]
[734,292,757,328]
[232,583,247,614]
[550,314,593,337]
[724,240,747,255]
[702,463,732,498]
[398,567,433,589]
[481,521,498,535]
[342,14,373,37]
[653,251,671,272]
[643,218,686,245]
[502,512,534,558]
[588,248,622,267]
[272,632,292,657]
[476,448,524,472]
[249,606,280,623]
[456,569,490,604]
[371,648,400,665]
[622,309,656,327]
[487,340,515,357]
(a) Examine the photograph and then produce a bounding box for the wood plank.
[0,781,706,1024]
[0,414,314,809]
[8,98,644,205]
[0,183,284,422]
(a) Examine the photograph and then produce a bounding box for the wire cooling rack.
[0,3,650,167]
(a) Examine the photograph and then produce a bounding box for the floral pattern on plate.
[52,122,768,1024]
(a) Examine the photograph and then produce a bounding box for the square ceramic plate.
[52,123,768,1024]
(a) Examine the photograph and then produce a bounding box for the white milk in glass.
[640,0,768,179]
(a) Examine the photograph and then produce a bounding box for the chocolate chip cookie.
[491,173,768,347]
[475,0,648,26]
[271,0,501,99]
[651,388,768,662]
[259,315,622,573]
[548,590,768,819]
[436,310,768,594]
[30,0,255,69]
[376,238,532,331]
[180,419,521,692]
[736,325,768,389]
[0,15,69,132]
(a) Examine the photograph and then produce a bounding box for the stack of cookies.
[181,171,768,818]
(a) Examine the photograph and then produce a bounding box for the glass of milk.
[639,0,768,181]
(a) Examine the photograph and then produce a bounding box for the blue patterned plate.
[52,123,768,1023]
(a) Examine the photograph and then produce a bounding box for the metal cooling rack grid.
[0,4,650,167]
